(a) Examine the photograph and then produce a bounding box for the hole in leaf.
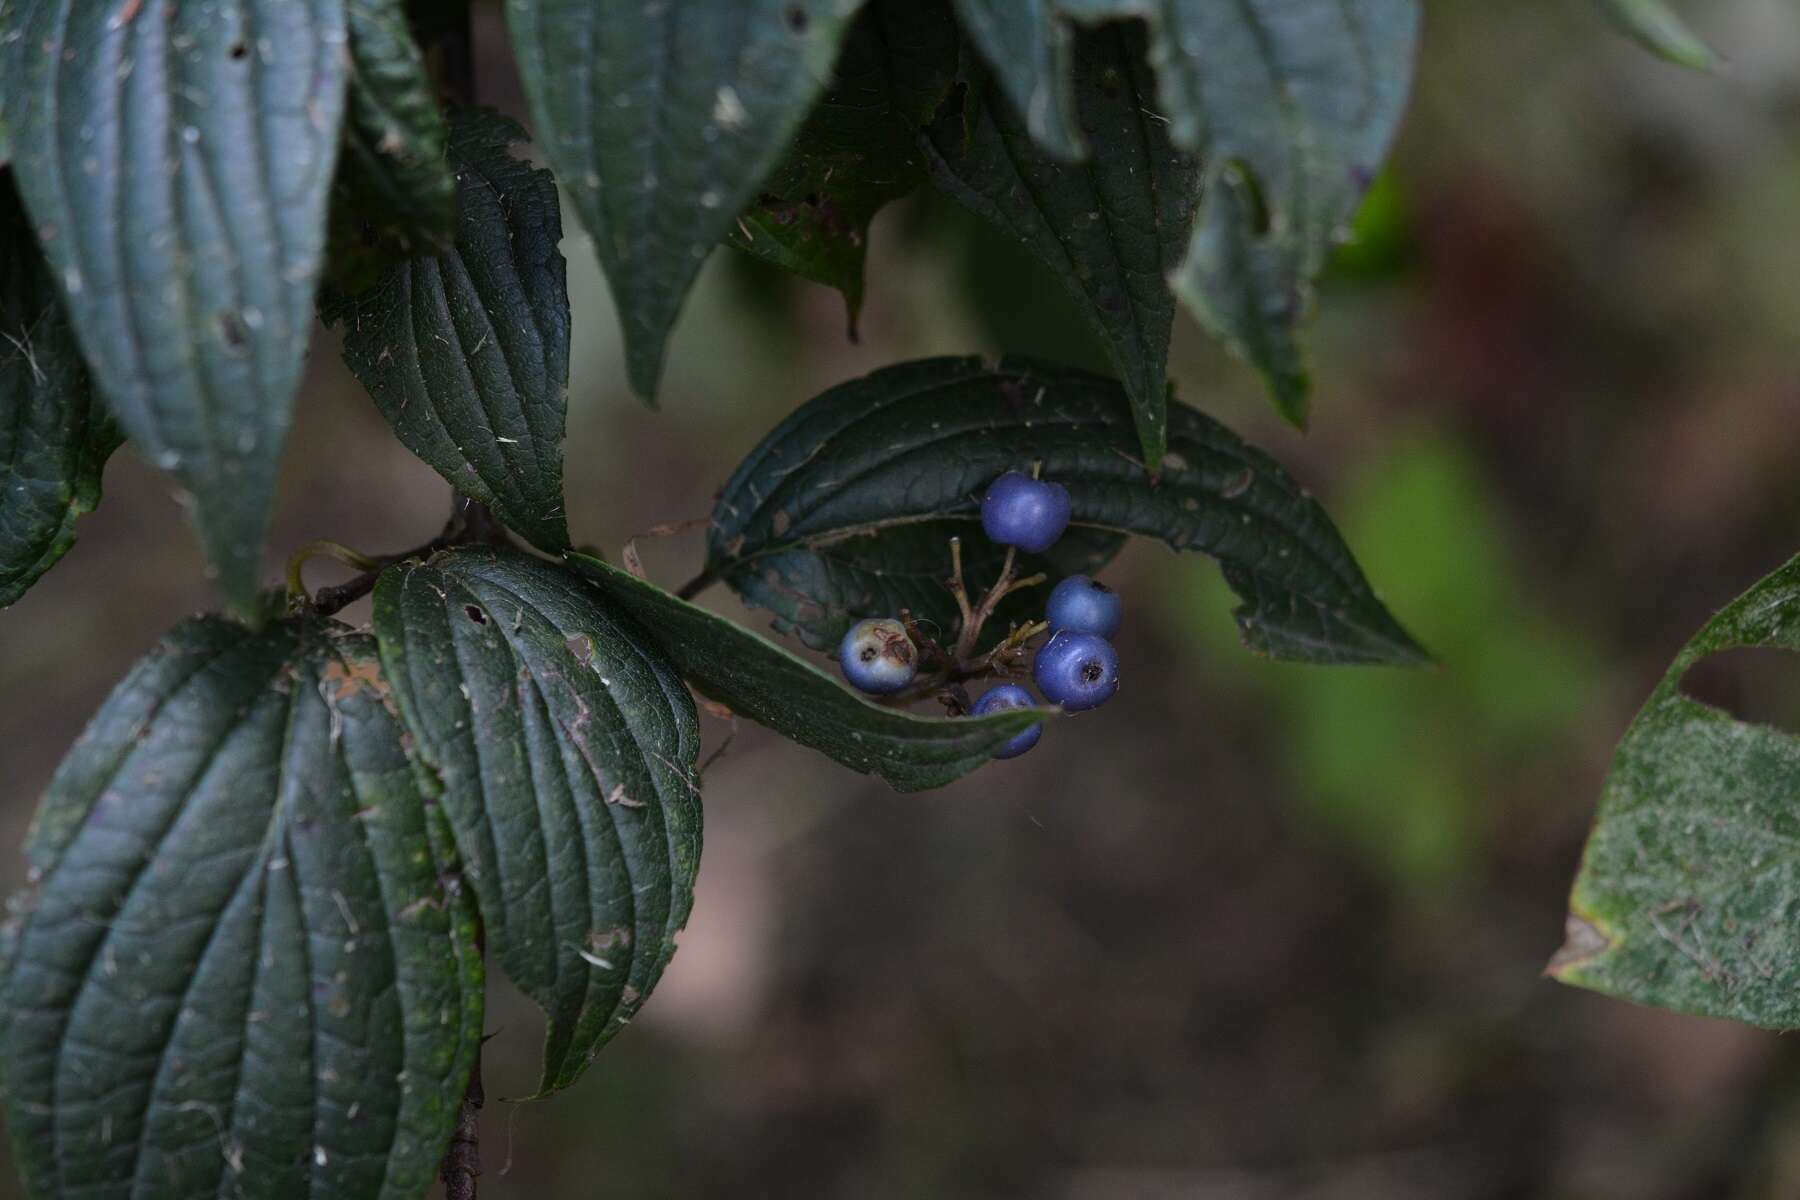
[214,308,249,352]
[1224,160,1273,239]
[464,604,488,625]
[229,40,248,60]
[1678,646,1800,736]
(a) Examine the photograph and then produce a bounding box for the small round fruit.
[1045,574,1122,639]
[980,472,1072,553]
[971,684,1043,760]
[1033,630,1120,711]
[838,617,919,695]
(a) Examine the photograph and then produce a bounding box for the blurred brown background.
[8,2,1800,1197]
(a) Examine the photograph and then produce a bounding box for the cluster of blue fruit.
[836,471,1123,761]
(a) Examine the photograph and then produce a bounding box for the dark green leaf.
[0,0,351,608]
[705,355,1427,666]
[505,0,865,399]
[337,0,457,252]
[948,0,1421,428]
[322,109,572,554]
[0,176,119,607]
[566,551,1047,792]
[1552,555,1800,1027]
[1,614,483,1198]
[372,546,700,1094]
[924,23,1198,465]
[725,0,963,330]
[1596,0,1719,70]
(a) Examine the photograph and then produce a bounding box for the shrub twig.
[440,1058,483,1200]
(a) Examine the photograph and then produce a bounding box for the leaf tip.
[1600,0,1722,71]
[625,339,667,410]
[1545,911,1615,982]
[1386,626,1435,669]
[1273,375,1312,431]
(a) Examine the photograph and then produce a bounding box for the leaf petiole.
[286,539,383,603]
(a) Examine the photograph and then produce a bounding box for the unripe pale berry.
[980,472,1072,553]
[970,684,1042,760]
[1033,629,1119,711]
[1045,574,1122,639]
[838,617,919,695]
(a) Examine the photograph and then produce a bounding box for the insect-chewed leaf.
[947,0,1081,160]
[0,0,350,609]
[504,0,865,399]
[947,0,1421,429]
[1552,555,1800,1027]
[725,0,963,331]
[566,552,1047,792]
[322,108,572,554]
[336,0,457,252]
[706,355,1427,666]
[372,546,700,1095]
[0,613,483,1200]
[924,23,1198,466]
[0,175,119,607]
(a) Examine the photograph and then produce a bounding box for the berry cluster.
[837,470,1124,762]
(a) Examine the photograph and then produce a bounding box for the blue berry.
[1045,574,1122,639]
[980,472,1072,553]
[970,684,1042,760]
[838,618,919,695]
[1033,630,1119,711]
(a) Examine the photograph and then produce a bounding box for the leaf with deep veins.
[705,355,1426,666]
[0,0,351,607]
[506,0,866,400]
[1554,555,1800,1027]
[372,546,700,1094]
[323,109,573,554]
[566,551,1048,792]
[0,175,119,607]
[0,614,483,1199]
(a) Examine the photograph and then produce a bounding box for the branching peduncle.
[878,537,1050,705]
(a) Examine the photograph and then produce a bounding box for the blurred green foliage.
[1328,171,1416,282]
[1160,436,1600,894]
